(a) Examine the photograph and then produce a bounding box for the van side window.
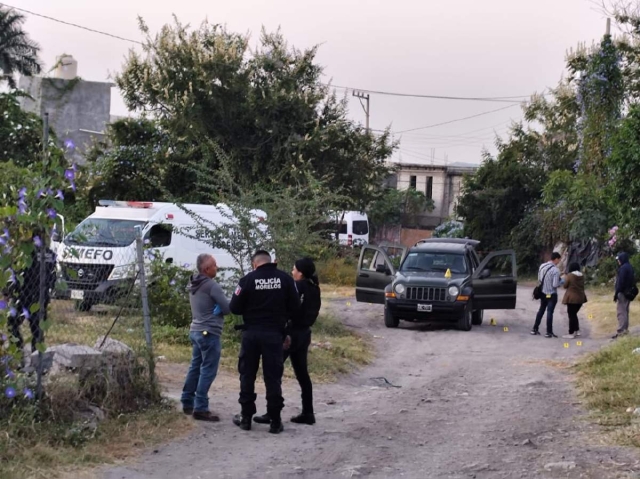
[146,224,173,248]
[339,222,348,235]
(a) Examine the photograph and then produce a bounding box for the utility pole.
[36,112,49,399]
[352,90,370,133]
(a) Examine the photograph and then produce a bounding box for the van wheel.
[74,300,93,312]
[472,308,484,326]
[457,306,473,331]
[384,308,399,328]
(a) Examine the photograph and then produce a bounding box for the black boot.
[291,413,315,425]
[269,420,284,434]
[253,413,271,425]
[233,414,252,431]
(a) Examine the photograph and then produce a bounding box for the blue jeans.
[181,331,222,412]
[533,294,558,334]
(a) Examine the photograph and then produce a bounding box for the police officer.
[230,250,299,434]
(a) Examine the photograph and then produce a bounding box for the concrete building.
[386,160,479,228]
[18,55,113,164]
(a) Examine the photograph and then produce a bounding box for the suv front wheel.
[456,305,473,332]
[384,308,399,328]
[472,308,484,326]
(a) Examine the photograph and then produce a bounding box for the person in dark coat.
[561,262,587,339]
[613,252,636,339]
[254,257,322,426]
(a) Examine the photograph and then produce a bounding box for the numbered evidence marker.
[577,341,583,346]
[490,318,497,326]
[503,327,509,332]
[564,342,570,349]
[346,302,352,307]
[588,314,594,320]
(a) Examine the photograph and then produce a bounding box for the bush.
[145,255,193,328]
[588,256,618,285]
[317,258,356,287]
[631,254,640,279]
[433,220,464,239]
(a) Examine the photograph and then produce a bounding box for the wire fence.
[8,227,155,389]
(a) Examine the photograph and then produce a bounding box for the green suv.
[355,239,517,330]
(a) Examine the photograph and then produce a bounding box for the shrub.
[433,220,464,239]
[588,256,618,285]
[145,255,193,328]
[317,258,356,287]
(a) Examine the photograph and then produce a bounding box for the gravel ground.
[102,286,640,479]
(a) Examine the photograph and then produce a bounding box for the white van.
[55,200,268,311]
[328,211,370,246]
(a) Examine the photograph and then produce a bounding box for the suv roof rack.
[414,238,480,248]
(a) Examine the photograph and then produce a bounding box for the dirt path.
[103,287,640,479]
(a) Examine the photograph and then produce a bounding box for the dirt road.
[103,287,640,478]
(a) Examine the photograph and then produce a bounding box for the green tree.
[609,103,640,233]
[0,7,41,88]
[367,187,434,234]
[0,92,51,166]
[114,18,395,210]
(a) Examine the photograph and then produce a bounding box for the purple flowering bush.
[0,159,73,409]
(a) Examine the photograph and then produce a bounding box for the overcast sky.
[11,0,608,164]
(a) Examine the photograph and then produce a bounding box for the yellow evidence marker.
[445,268,452,279]
[563,342,570,349]
[490,318,496,326]
[503,327,509,332]
[346,302,352,307]
[588,314,593,320]
[577,341,583,346]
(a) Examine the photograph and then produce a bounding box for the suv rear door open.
[356,245,406,304]
[471,250,517,310]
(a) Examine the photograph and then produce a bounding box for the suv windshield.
[400,252,468,274]
[64,218,147,247]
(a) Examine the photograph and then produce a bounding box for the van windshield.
[352,220,368,235]
[64,218,147,247]
[400,252,468,274]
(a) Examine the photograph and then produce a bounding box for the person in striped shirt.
[531,252,564,338]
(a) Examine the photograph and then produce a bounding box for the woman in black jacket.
[254,258,321,426]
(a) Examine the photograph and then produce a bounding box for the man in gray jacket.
[181,254,230,421]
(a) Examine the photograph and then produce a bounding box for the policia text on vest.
[229,253,300,434]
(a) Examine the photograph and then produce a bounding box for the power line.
[0,3,144,45]
[392,104,520,134]
[3,2,537,111]
[398,119,513,139]
[330,84,532,103]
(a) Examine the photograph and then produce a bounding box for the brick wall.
[400,228,433,247]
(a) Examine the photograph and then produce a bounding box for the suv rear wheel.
[457,306,473,331]
[472,308,484,326]
[384,308,399,328]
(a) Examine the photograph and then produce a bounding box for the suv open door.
[471,250,517,310]
[356,245,406,304]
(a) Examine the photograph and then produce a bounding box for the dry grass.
[321,285,355,299]
[216,312,372,383]
[0,405,193,479]
[46,293,371,384]
[575,335,640,447]
[583,286,640,338]
[46,303,192,363]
